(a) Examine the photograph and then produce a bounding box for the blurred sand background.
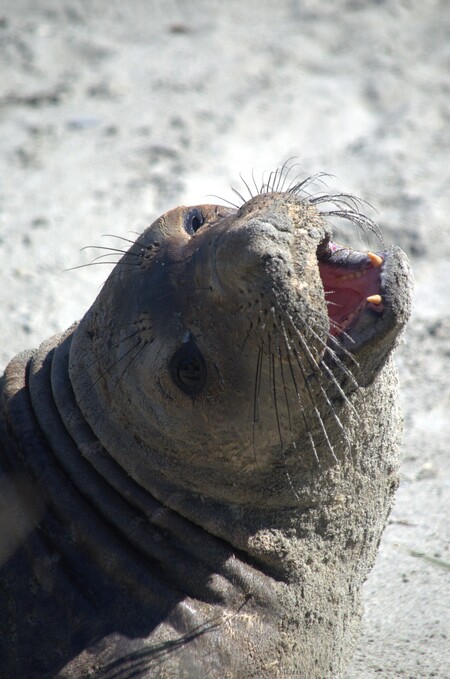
[0,1,448,676]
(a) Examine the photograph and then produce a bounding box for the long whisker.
[287,172,333,195]
[320,208,382,242]
[299,314,360,389]
[259,168,269,195]
[229,321,254,385]
[71,326,147,381]
[276,158,299,192]
[206,194,240,209]
[101,234,142,246]
[270,331,301,501]
[267,169,278,193]
[110,339,152,399]
[270,310,294,439]
[80,245,140,257]
[280,323,320,464]
[265,170,276,195]
[268,333,284,453]
[291,342,338,463]
[252,345,263,459]
[309,192,374,213]
[282,316,339,463]
[92,338,145,388]
[270,169,278,193]
[251,168,260,196]
[231,187,247,205]
[86,252,125,264]
[239,173,254,200]
[276,338,293,435]
[64,260,138,273]
[293,328,354,452]
[287,312,360,424]
[304,306,360,365]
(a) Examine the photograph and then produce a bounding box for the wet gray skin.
[0,181,413,678]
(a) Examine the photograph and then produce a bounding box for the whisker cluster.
[229,161,382,246]
[245,300,359,497]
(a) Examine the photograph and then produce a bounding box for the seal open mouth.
[317,237,384,338]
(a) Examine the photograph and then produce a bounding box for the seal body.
[0,183,412,678]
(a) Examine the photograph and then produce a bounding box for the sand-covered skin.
[0,2,448,677]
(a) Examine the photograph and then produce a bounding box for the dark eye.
[184,208,204,235]
[170,339,207,395]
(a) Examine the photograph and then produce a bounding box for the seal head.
[70,190,412,512]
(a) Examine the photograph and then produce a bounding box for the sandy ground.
[0,1,448,677]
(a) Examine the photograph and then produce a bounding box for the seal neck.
[1,333,278,607]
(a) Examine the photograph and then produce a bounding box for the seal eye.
[184,208,204,235]
[170,340,207,395]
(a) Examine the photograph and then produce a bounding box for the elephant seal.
[0,175,412,678]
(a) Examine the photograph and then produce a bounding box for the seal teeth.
[337,271,365,281]
[367,294,382,305]
[367,251,383,268]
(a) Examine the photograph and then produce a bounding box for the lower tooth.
[367,294,382,305]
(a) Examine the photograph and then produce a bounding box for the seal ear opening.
[170,340,207,396]
[184,208,205,235]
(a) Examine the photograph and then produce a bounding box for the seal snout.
[211,214,296,307]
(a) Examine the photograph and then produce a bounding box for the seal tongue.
[317,243,384,336]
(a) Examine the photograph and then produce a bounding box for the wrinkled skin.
[0,184,412,678]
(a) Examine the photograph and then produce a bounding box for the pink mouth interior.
[318,252,383,337]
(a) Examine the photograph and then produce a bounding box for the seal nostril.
[170,340,207,395]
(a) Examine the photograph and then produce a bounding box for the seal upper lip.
[316,236,384,338]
